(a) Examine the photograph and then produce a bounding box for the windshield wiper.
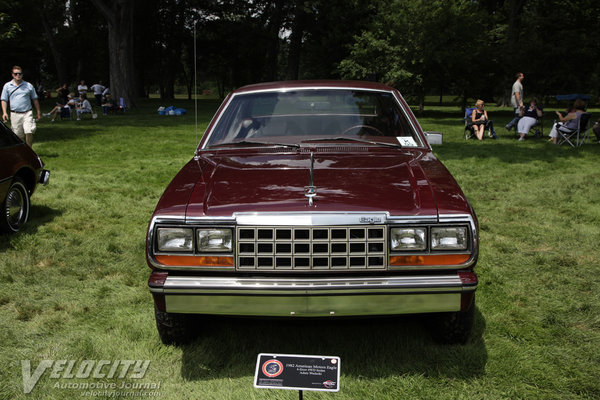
[208,140,300,149]
[301,137,402,148]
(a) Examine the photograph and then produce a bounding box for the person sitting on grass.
[44,93,78,122]
[469,100,497,140]
[76,93,92,120]
[548,99,585,144]
[516,98,543,141]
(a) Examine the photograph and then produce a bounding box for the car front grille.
[236,226,387,271]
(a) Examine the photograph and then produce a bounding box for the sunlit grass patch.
[0,100,599,399]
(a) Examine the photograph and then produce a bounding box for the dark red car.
[146,81,478,344]
[0,121,49,233]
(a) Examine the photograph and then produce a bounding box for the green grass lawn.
[1,99,599,399]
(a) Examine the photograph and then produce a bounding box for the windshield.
[204,89,421,148]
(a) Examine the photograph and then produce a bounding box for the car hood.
[154,149,471,219]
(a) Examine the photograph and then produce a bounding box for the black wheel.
[0,178,30,233]
[427,295,475,344]
[154,305,193,345]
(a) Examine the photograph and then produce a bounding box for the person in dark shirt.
[56,83,70,105]
[516,98,543,141]
[470,99,496,140]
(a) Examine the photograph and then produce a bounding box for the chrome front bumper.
[150,273,477,317]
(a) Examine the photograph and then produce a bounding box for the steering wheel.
[341,124,384,136]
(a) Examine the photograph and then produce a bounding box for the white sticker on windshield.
[397,137,417,147]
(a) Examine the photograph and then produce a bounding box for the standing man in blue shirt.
[1,65,42,147]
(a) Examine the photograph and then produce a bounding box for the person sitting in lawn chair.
[75,93,93,120]
[517,98,543,141]
[44,100,67,122]
[101,93,121,115]
[592,118,600,143]
[468,100,497,140]
[548,99,585,144]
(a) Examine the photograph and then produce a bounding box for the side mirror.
[424,131,443,145]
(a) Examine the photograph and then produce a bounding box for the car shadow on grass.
[178,308,487,381]
[0,204,62,251]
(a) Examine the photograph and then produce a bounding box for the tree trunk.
[161,74,176,100]
[181,65,192,100]
[263,0,285,81]
[90,0,137,108]
[505,0,525,68]
[286,2,306,80]
[38,11,67,86]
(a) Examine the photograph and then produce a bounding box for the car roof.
[234,80,396,94]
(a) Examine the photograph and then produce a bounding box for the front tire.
[154,305,193,345]
[0,178,30,233]
[427,295,475,344]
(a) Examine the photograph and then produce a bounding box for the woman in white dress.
[517,98,543,141]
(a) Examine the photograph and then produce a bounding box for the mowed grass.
[1,99,599,399]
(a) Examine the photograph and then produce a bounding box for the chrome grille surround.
[236,226,387,271]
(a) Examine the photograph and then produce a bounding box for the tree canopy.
[0,0,598,105]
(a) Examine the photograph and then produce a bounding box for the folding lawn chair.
[577,113,596,145]
[529,116,543,138]
[558,112,592,147]
[463,107,497,140]
[527,106,544,138]
[463,107,476,140]
[59,106,71,120]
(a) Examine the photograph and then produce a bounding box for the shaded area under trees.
[0,0,598,107]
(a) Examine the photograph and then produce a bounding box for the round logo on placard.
[262,359,284,378]
[323,380,336,389]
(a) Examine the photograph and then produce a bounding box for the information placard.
[254,353,340,392]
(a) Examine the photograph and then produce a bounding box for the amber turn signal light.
[389,254,470,266]
[155,255,234,267]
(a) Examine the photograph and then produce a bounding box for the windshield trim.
[391,91,426,149]
[206,140,301,149]
[198,86,426,151]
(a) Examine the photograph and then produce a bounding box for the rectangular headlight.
[390,227,426,251]
[431,227,468,250]
[197,229,233,252]
[156,228,193,252]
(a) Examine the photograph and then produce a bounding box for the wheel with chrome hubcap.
[1,179,30,233]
